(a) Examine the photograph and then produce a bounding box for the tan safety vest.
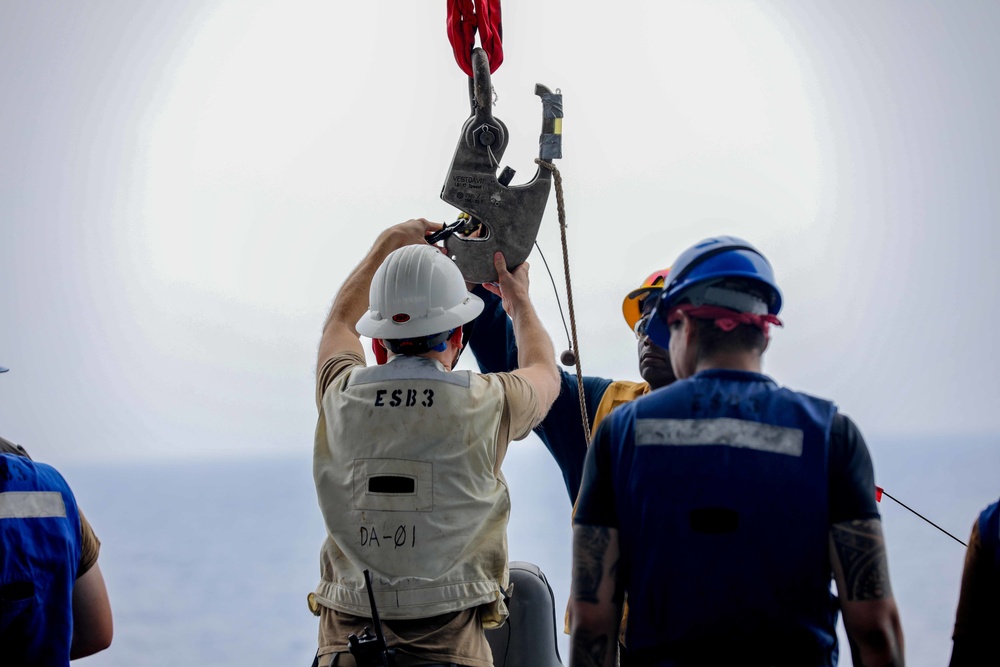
[313,356,511,626]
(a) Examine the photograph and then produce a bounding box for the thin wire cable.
[879,488,967,547]
[533,241,574,352]
[535,158,591,443]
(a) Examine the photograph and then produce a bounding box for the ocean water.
[59,434,997,667]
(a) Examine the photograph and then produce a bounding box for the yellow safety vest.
[591,380,651,432]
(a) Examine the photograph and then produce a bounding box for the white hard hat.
[356,244,484,339]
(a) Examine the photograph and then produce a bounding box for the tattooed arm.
[569,524,622,667]
[830,518,905,667]
[570,420,624,667]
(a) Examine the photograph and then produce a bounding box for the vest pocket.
[353,459,433,512]
[0,588,38,650]
[0,580,34,601]
[368,476,416,494]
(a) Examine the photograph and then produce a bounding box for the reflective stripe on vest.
[635,417,804,455]
[0,491,67,519]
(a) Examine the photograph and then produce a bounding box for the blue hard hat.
[0,366,7,373]
[644,236,781,348]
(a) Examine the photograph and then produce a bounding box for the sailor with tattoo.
[569,237,904,667]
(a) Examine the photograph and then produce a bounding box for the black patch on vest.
[689,507,739,534]
[368,475,416,495]
[0,580,34,601]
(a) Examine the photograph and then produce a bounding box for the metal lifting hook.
[440,47,563,283]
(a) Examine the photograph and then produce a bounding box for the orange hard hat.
[621,268,671,332]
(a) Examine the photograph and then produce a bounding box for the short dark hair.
[673,277,771,360]
[691,318,766,361]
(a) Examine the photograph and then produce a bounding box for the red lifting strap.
[446,0,503,77]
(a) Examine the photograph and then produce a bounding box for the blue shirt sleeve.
[828,413,880,523]
[467,285,613,502]
[466,285,519,375]
[573,417,618,527]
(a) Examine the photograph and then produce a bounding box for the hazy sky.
[2,1,999,464]
[3,4,998,666]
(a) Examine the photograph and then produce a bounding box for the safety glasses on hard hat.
[632,296,659,339]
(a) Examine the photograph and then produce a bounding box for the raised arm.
[483,252,559,419]
[317,219,441,373]
[830,518,905,667]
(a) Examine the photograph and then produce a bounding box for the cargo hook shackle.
[440,47,563,283]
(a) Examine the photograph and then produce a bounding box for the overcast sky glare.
[2,1,999,464]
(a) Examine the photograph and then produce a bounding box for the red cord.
[446,0,503,76]
[371,339,388,365]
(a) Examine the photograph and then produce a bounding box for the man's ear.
[678,311,698,346]
[449,326,464,347]
[446,326,466,369]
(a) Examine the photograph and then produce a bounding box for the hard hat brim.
[356,293,485,340]
[622,287,663,331]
